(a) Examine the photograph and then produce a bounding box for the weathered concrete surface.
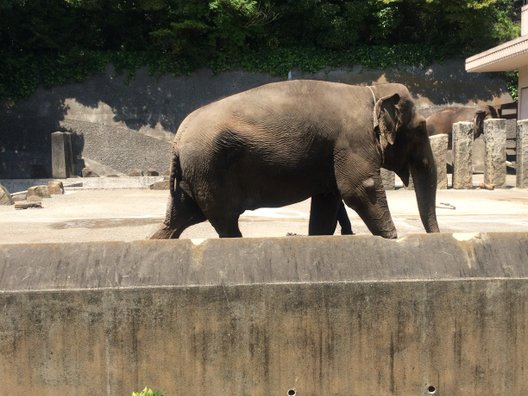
[0,233,527,395]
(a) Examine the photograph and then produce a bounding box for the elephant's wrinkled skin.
[426,105,499,147]
[151,80,439,239]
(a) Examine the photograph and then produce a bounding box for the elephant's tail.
[169,147,181,199]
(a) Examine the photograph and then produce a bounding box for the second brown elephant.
[426,105,499,147]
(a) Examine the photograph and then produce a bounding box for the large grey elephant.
[426,105,499,147]
[151,80,439,239]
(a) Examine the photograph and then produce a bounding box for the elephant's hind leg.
[150,190,206,239]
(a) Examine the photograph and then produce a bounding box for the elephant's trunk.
[410,145,440,233]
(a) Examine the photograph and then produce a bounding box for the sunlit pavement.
[1,180,527,244]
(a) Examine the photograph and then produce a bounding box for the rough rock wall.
[0,59,512,177]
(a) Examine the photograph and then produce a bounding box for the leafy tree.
[0,0,522,104]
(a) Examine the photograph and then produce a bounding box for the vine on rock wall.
[0,0,521,106]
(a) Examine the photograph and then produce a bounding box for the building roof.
[466,34,528,73]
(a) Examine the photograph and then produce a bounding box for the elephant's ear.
[373,93,402,146]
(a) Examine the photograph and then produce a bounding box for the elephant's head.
[372,89,439,233]
[474,105,499,139]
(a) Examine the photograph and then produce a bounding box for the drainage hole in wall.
[427,385,437,394]
[287,389,296,396]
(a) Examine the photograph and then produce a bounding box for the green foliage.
[132,387,164,396]
[505,71,519,102]
[0,0,522,105]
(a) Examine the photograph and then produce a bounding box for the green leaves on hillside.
[0,0,522,105]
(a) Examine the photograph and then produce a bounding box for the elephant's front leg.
[309,192,342,235]
[342,175,397,239]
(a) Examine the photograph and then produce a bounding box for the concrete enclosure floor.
[1,180,527,244]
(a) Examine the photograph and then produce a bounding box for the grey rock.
[82,167,99,178]
[27,185,51,199]
[48,180,64,195]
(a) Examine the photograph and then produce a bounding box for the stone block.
[48,180,64,195]
[429,134,449,189]
[483,118,508,187]
[51,132,74,178]
[452,122,474,189]
[517,120,528,188]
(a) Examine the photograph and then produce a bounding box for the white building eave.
[466,35,528,73]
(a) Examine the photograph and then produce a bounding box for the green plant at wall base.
[505,71,519,102]
[132,387,164,396]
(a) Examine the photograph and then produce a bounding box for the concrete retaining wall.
[1,233,527,395]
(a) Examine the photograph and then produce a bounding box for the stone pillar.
[380,168,395,190]
[517,120,528,188]
[429,134,449,189]
[452,122,474,189]
[483,119,507,187]
[51,132,73,178]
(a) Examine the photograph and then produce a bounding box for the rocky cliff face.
[0,59,511,178]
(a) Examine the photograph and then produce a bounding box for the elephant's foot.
[150,226,178,239]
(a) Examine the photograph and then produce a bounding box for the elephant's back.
[176,80,362,143]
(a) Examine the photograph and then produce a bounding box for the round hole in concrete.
[427,385,437,394]
[287,389,296,396]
